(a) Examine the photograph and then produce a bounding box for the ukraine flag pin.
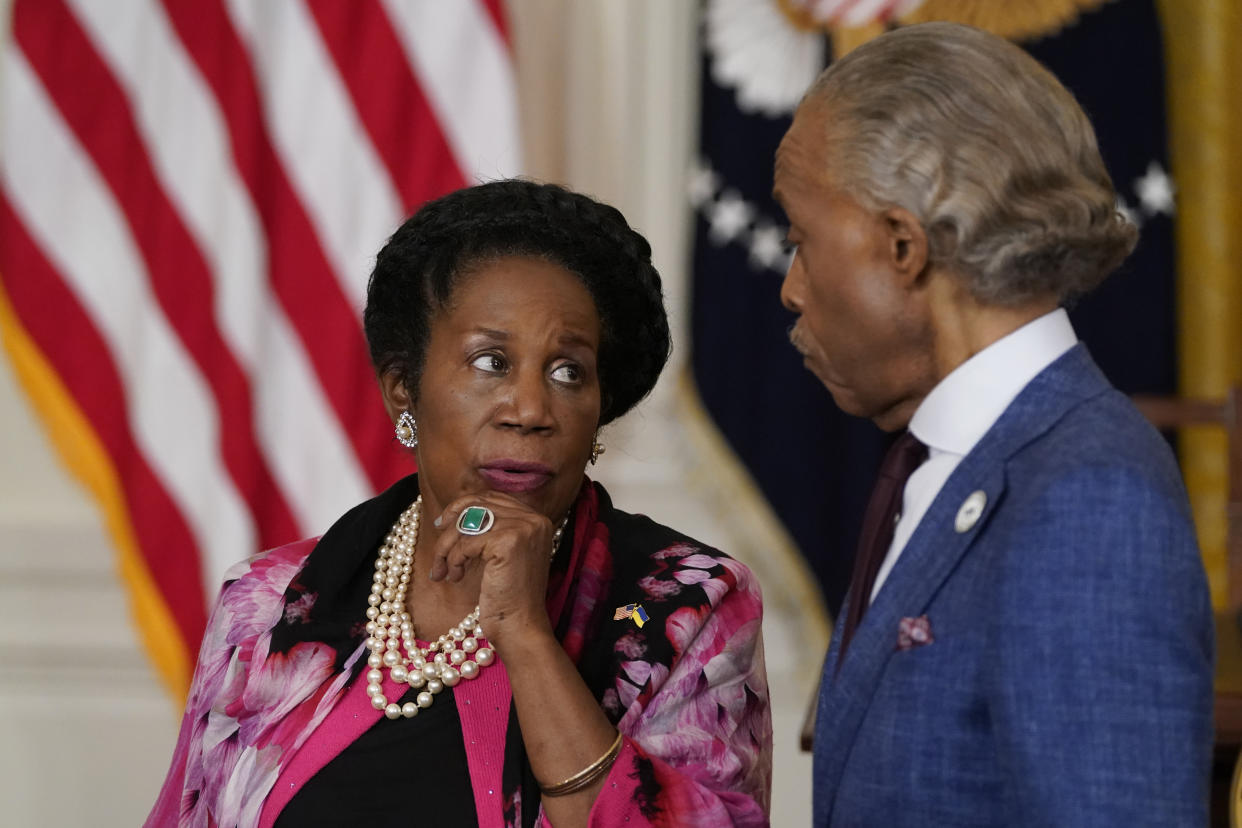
[613,603,649,628]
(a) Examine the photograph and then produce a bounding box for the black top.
[274,681,478,827]
[270,474,540,826]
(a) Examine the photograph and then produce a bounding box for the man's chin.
[804,362,848,401]
[824,386,867,418]
[801,356,836,389]
[820,383,910,431]
[801,360,896,425]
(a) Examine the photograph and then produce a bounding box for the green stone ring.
[456,505,495,536]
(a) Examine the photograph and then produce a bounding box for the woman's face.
[387,256,602,523]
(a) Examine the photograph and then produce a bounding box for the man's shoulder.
[972,345,1180,495]
[961,345,1177,491]
[984,382,1202,599]
[969,364,1200,582]
[1010,383,1185,499]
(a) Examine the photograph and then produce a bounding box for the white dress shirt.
[868,308,1079,602]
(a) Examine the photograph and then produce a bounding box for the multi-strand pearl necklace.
[363,496,565,720]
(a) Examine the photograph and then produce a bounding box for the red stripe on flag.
[306,0,467,214]
[480,0,511,45]
[0,196,208,649]
[14,0,300,551]
[159,0,411,493]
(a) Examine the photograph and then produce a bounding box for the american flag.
[0,0,520,699]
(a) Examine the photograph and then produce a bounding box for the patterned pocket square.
[897,615,934,650]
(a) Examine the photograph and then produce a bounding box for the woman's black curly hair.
[364,179,671,425]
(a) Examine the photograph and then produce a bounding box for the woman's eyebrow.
[557,331,595,349]
[467,327,510,340]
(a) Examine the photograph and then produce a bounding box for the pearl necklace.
[363,496,565,720]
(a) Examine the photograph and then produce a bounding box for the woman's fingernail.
[433,516,442,527]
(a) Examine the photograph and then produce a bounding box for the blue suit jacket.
[813,345,1214,827]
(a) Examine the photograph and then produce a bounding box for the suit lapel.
[813,463,1006,819]
[813,345,1113,823]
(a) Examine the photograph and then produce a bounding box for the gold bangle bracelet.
[539,730,624,797]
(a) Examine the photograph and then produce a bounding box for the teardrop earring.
[395,411,418,448]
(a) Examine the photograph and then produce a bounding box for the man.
[774,22,1213,826]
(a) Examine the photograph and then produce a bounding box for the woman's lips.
[478,462,553,494]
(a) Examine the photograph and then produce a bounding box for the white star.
[749,223,790,273]
[1115,195,1142,230]
[688,162,720,208]
[708,190,754,245]
[1134,161,1175,216]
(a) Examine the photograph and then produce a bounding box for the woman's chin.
[477,467,553,494]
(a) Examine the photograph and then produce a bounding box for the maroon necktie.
[837,431,928,666]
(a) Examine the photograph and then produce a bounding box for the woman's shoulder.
[609,507,740,560]
[203,538,321,646]
[583,486,766,722]
[220,537,318,590]
[597,483,745,555]
[596,484,761,611]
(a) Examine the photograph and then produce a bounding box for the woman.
[146,180,771,827]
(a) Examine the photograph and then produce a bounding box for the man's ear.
[379,371,413,422]
[883,206,929,286]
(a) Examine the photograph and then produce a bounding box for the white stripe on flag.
[70,0,372,539]
[1,48,256,594]
[380,0,522,181]
[225,0,404,314]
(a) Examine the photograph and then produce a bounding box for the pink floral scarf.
[146,476,772,827]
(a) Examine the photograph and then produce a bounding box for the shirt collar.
[908,308,1077,457]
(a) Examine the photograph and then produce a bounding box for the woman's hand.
[430,492,622,827]
[428,493,562,651]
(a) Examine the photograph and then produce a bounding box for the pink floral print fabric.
[146,478,771,827]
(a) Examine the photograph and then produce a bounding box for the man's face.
[773,104,933,430]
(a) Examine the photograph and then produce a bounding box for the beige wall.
[0,3,817,824]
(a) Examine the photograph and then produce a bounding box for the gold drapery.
[1157,0,1242,609]
[898,0,1112,42]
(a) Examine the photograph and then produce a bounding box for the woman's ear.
[379,371,413,422]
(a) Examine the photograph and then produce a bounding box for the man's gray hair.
[808,22,1137,306]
